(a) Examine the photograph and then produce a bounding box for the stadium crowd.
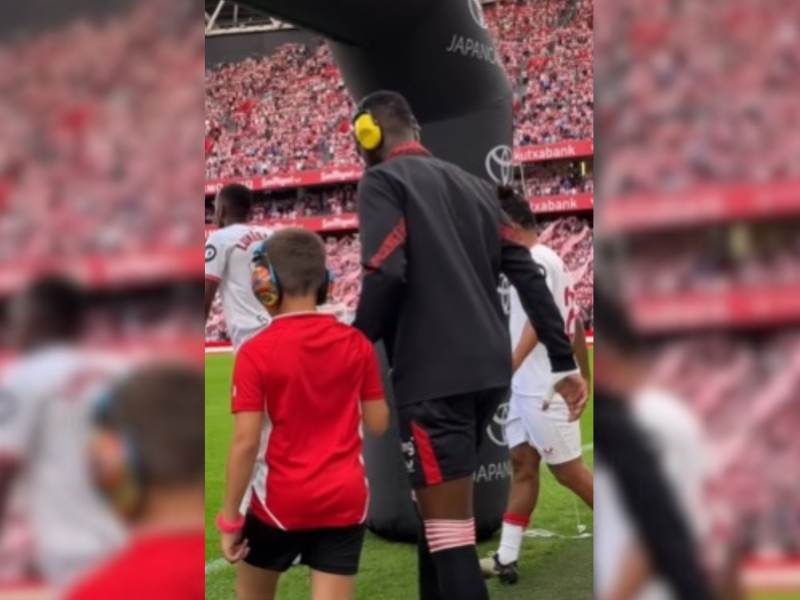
[523,161,594,196]
[492,0,594,147]
[0,1,202,264]
[205,216,594,343]
[205,0,594,181]
[622,221,800,296]
[598,0,800,197]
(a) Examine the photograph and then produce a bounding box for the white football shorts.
[505,391,582,465]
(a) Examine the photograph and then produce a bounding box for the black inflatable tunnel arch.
[239,0,514,542]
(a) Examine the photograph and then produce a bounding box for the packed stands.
[0,0,204,364]
[205,43,354,179]
[523,160,594,196]
[0,1,203,266]
[204,0,594,180]
[0,0,204,353]
[248,185,357,220]
[622,220,800,297]
[490,0,594,147]
[598,0,800,196]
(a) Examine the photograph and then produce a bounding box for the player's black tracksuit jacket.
[353,149,577,407]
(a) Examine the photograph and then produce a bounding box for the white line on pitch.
[206,558,228,575]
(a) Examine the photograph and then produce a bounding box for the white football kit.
[506,243,581,465]
[595,387,710,600]
[0,346,126,587]
[205,223,272,352]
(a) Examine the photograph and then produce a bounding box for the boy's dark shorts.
[398,387,508,490]
[242,513,366,576]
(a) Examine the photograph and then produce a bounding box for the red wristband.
[216,512,245,534]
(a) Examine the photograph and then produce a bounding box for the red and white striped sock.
[424,518,476,554]
[497,512,530,565]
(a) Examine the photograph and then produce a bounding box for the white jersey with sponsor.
[206,223,272,352]
[595,387,711,600]
[0,346,126,586]
[508,243,576,398]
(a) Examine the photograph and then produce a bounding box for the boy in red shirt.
[217,227,389,600]
[66,365,205,600]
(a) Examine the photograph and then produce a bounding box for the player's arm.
[499,223,586,418]
[221,351,264,527]
[499,226,576,374]
[360,339,389,436]
[600,542,653,600]
[573,319,591,389]
[205,236,225,322]
[205,280,219,322]
[353,171,407,343]
[512,321,539,374]
[0,378,38,524]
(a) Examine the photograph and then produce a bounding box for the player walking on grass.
[205,183,272,352]
[66,365,205,600]
[216,228,390,600]
[350,90,588,600]
[481,187,593,584]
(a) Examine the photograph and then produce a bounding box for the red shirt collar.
[387,141,432,161]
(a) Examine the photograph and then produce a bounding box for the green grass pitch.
[205,350,594,600]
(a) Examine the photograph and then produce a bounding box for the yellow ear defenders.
[252,240,334,308]
[89,391,142,519]
[352,109,383,152]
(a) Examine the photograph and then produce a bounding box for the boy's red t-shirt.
[232,313,385,531]
[65,530,204,600]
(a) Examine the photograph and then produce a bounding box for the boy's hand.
[221,530,250,564]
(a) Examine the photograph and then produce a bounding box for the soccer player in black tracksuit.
[350,91,588,600]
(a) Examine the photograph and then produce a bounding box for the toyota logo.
[486,402,510,447]
[485,145,513,184]
[468,0,487,29]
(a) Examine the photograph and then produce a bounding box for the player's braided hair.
[497,185,537,230]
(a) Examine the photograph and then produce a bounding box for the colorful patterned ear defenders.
[252,240,333,307]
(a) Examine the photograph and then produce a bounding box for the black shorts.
[242,513,366,576]
[398,387,507,489]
